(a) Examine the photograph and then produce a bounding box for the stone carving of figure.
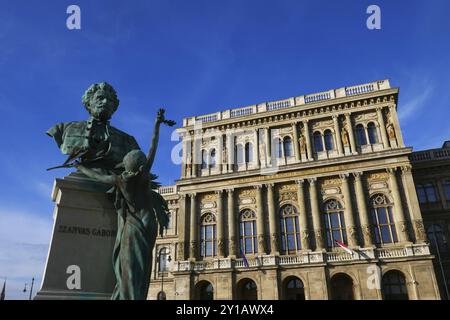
[386,110,397,140]
[75,108,175,300]
[341,127,349,146]
[299,134,307,154]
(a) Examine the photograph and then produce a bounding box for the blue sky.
[0,0,449,299]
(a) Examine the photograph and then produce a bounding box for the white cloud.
[0,207,53,300]
[398,80,434,121]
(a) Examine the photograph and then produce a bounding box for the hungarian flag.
[334,239,353,255]
[240,248,250,268]
[0,280,5,300]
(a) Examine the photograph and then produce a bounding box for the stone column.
[352,172,373,247]
[226,188,237,257]
[389,104,404,147]
[181,133,188,178]
[177,194,188,260]
[345,113,357,154]
[333,115,344,156]
[376,107,389,149]
[292,122,301,161]
[189,193,198,260]
[303,120,313,160]
[388,168,410,242]
[191,130,200,177]
[255,185,267,254]
[401,165,427,242]
[340,174,358,247]
[253,128,260,169]
[216,190,225,256]
[266,183,279,255]
[264,127,271,166]
[226,131,234,173]
[296,179,310,250]
[309,178,324,250]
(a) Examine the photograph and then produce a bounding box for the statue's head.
[82,82,119,121]
[123,149,146,174]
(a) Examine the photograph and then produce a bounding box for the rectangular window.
[425,184,438,202]
[444,181,450,200]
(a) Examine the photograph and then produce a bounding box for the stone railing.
[182,79,392,126]
[172,244,430,272]
[410,148,450,163]
[158,185,178,195]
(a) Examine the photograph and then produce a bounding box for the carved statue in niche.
[386,109,397,140]
[341,126,349,146]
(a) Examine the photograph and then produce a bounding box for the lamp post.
[23,277,35,300]
[432,230,449,300]
[159,253,171,300]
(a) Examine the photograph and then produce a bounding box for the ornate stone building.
[148,79,441,300]
[409,141,450,300]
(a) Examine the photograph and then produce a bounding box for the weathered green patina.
[47,83,174,300]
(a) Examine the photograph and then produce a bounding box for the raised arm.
[143,108,175,173]
[76,164,117,185]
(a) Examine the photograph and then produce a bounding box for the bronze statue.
[75,108,175,300]
[47,82,175,300]
[47,82,140,173]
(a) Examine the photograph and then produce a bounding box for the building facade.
[148,79,441,300]
[410,141,450,300]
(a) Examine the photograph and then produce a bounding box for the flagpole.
[29,277,35,301]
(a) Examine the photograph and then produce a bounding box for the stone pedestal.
[35,174,117,300]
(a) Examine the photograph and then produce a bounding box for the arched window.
[235,144,244,165]
[201,149,208,169]
[323,199,347,248]
[158,247,170,272]
[330,273,354,300]
[210,149,216,168]
[382,270,409,300]
[370,194,397,244]
[200,213,217,258]
[245,142,253,164]
[237,279,258,300]
[356,124,367,146]
[283,136,293,157]
[313,131,323,152]
[427,224,448,256]
[239,209,257,254]
[279,205,301,254]
[324,130,334,151]
[367,122,379,144]
[195,281,214,300]
[284,277,305,300]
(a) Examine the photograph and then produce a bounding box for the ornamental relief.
[321,178,341,187]
[354,112,377,121]
[321,187,341,196]
[201,193,217,202]
[235,134,255,144]
[278,192,297,202]
[369,182,388,190]
[367,172,389,182]
[238,189,256,198]
[278,184,297,192]
[200,202,216,210]
[239,198,256,205]
[312,120,333,129]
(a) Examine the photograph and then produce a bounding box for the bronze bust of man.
[47,82,140,173]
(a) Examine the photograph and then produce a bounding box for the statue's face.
[89,89,116,121]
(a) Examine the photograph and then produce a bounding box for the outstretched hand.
[156,108,176,127]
